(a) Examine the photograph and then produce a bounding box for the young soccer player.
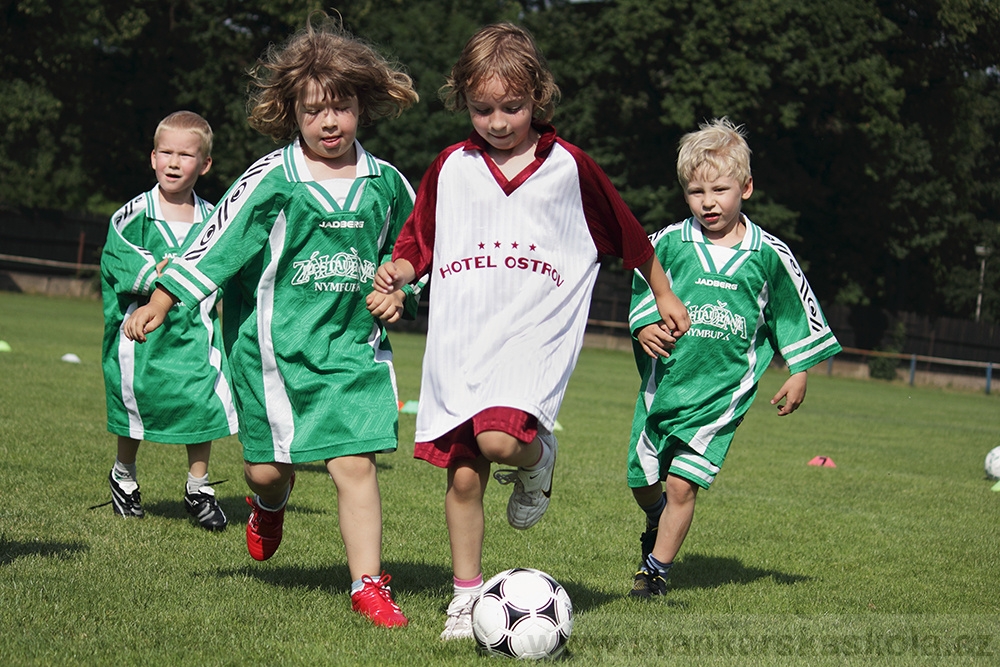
[101,110,237,531]
[371,22,690,639]
[625,117,842,597]
[122,14,419,627]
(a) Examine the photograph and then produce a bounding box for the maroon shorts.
[413,407,539,469]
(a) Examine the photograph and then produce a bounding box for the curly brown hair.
[441,22,560,123]
[247,12,419,143]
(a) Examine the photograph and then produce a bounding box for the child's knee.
[449,464,487,500]
[244,461,291,489]
[665,474,699,503]
[476,430,524,461]
[631,483,662,506]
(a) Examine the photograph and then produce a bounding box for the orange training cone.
[808,456,837,468]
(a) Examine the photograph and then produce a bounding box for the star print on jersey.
[687,299,748,341]
[437,240,564,286]
[291,247,376,292]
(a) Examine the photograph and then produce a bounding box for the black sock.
[640,492,666,530]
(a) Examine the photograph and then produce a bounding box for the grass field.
[1,290,998,666]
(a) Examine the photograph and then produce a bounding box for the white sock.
[454,574,483,600]
[187,473,210,495]
[113,459,138,493]
[524,437,552,471]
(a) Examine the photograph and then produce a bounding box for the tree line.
[2,0,999,328]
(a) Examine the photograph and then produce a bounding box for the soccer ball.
[471,568,573,660]
[985,446,1000,480]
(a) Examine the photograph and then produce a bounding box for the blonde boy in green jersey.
[626,118,842,597]
[101,110,237,531]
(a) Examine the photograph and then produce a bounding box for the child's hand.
[637,323,677,359]
[771,371,808,416]
[122,287,177,342]
[373,260,410,294]
[123,303,166,342]
[366,289,406,324]
[155,258,169,276]
[654,291,691,338]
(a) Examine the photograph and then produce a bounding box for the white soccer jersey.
[628,216,842,459]
[394,125,654,441]
[156,139,417,463]
[101,186,238,443]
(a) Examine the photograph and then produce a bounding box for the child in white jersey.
[371,22,690,639]
[101,110,237,531]
[123,14,418,627]
[625,118,842,598]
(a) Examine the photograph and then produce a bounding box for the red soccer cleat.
[245,473,295,561]
[351,572,408,628]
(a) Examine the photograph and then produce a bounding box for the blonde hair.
[154,111,213,157]
[677,117,752,189]
[441,22,560,123]
[247,12,419,142]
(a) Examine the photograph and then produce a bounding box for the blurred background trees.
[2,0,998,323]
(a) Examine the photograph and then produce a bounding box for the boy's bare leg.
[186,441,211,479]
[116,435,140,465]
[652,474,699,564]
[244,461,295,506]
[446,457,491,580]
[632,482,664,509]
[327,454,382,580]
[476,430,539,467]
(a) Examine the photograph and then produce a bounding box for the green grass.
[0,290,998,666]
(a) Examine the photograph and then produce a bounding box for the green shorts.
[626,412,743,490]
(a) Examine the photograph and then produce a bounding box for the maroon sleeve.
[558,139,654,271]
[393,144,462,279]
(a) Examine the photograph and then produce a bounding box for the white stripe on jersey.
[784,336,841,368]
[118,302,144,439]
[368,321,398,405]
[259,209,295,463]
[687,286,768,453]
[170,270,212,304]
[636,430,661,485]
[629,288,658,328]
[671,457,716,485]
[199,296,239,434]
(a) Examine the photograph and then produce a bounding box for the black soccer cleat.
[184,487,228,531]
[108,470,144,518]
[630,567,667,598]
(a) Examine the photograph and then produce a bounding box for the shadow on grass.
[0,537,87,565]
[214,560,455,599]
[671,553,811,589]
[560,580,622,614]
[142,496,324,528]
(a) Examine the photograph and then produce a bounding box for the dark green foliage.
[2,0,1000,323]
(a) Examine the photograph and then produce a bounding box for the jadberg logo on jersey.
[695,277,738,291]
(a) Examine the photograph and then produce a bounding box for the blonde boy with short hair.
[625,117,842,597]
[101,110,237,530]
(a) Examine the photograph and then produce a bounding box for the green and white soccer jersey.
[157,139,415,464]
[101,186,238,443]
[627,216,841,488]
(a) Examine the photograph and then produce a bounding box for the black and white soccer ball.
[471,568,573,660]
[985,446,1000,480]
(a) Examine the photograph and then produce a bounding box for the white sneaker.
[494,432,557,530]
[440,593,476,640]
